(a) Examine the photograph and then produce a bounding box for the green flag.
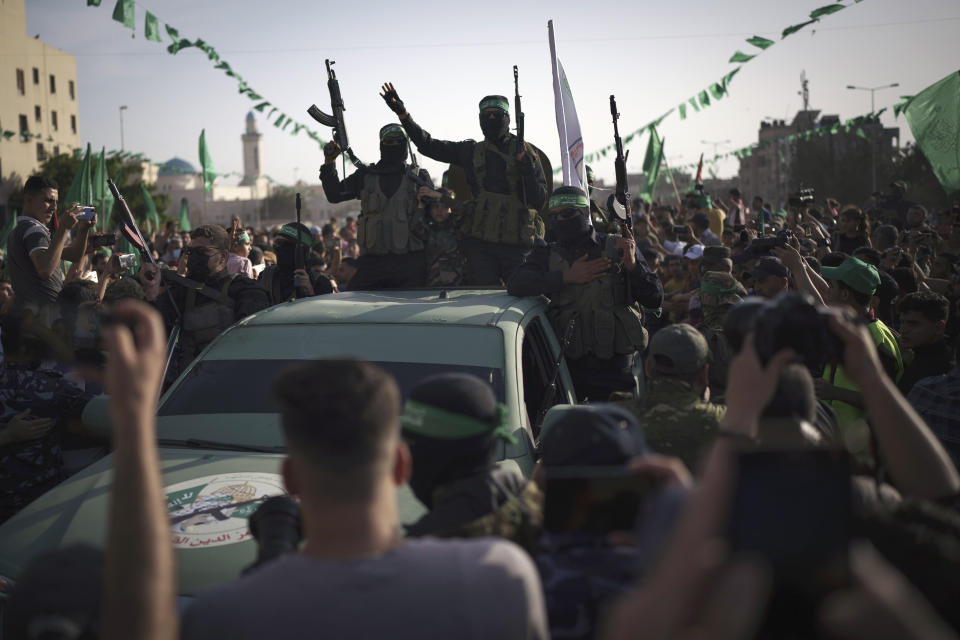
[111,0,134,29]
[723,67,741,89]
[92,147,114,231]
[729,50,756,64]
[198,129,216,192]
[640,127,664,204]
[679,103,687,120]
[64,144,94,210]
[178,197,192,232]
[145,11,162,42]
[87,0,102,5]
[746,35,775,50]
[141,183,160,232]
[698,90,711,109]
[782,19,817,39]
[0,210,17,253]
[709,83,726,100]
[809,4,845,19]
[904,71,960,194]
[688,97,700,113]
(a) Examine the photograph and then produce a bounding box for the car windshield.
[158,324,506,416]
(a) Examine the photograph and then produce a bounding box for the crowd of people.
[1,86,960,638]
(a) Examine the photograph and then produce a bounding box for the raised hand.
[563,254,610,284]
[380,83,406,117]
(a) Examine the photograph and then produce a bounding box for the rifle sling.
[161,270,236,307]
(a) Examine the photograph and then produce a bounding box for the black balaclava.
[186,250,214,282]
[274,222,314,276]
[401,373,502,508]
[379,123,408,166]
[549,186,592,244]
[478,95,510,141]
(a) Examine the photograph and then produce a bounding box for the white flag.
[548,20,586,191]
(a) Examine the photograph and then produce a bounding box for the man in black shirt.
[898,291,954,395]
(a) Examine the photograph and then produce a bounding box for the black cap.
[750,256,790,279]
[540,405,648,473]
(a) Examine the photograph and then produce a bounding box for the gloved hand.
[380,83,406,117]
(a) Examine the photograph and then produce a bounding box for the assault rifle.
[514,65,527,208]
[295,193,304,272]
[307,59,363,168]
[609,95,632,232]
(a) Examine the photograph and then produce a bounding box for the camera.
[113,253,138,270]
[752,292,845,374]
[788,188,815,208]
[77,206,96,221]
[749,229,793,256]
[89,233,116,249]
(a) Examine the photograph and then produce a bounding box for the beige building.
[0,0,81,214]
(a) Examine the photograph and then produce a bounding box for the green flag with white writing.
[178,197,192,232]
[904,70,960,194]
[64,144,94,211]
[145,11,162,42]
[198,129,216,192]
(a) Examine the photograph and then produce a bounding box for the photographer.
[535,405,692,640]
[7,176,96,326]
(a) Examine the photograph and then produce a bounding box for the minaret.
[240,112,261,186]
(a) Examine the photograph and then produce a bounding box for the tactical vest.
[466,138,544,247]
[357,171,424,256]
[179,275,236,368]
[547,236,648,360]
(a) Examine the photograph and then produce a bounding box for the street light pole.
[119,105,128,152]
[846,83,898,193]
[701,138,731,158]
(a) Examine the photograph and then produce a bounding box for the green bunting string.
[782,19,818,39]
[729,51,756,64]
[746,35,775,50]
[111,0,134,30]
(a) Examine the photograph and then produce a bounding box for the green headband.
[548,193,590,210]
[479,98,509,113]
[379,124,408,141]
[237,232,251,245]
[400,399,517,444]
[276,225,316,248]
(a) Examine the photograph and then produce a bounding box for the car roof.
[242,288,546,327]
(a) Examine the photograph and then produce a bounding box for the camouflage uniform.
[616,378,726,470]
[424,218,465,287]
[0,362,94,521]
[697,271,746,401]
[404,467,542,553]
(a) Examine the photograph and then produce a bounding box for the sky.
[24,0,960,189]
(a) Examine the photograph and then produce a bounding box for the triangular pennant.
[746,35,775,50]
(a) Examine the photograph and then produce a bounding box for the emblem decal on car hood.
[165,472,286,549]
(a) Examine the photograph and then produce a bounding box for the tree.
[260,189,296,220]
[885,143,956,208]
[4,151,170,231]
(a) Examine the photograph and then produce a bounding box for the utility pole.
[119,105,128,151]
[846,82,899,192]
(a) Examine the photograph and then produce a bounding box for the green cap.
[379,123,408,141]
[649,324,710,375]
[479,96,509,113]
[820,257,880,296]
[773,208,788,218]
[400,400,517,444]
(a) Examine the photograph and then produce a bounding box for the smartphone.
[77,206,96,221]
[728,449,851,637]
[89,233,116,249]
[544,471,659,534]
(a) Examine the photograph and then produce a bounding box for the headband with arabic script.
[479,97,510,113]
[548,193,590,210]
[400,399,517,444]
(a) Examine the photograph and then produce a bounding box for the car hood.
[0,447,427,596]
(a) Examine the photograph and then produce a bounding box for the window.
[36,143,46,162]
[19,114,28,134]
[49,74,55,94]
[51,111,58,130]
[53,145,60,156]
[16,69,25,95]
[32,68,39,84]
[70,114,76,134]
[521,316,567,435]
[69,80,75,100]
[34,105,41,122]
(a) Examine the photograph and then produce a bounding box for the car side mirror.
[81,395,113,439]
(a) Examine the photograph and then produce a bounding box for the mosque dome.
[246,111,255,121]
[159,157,197,176]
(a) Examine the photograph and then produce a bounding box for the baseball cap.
[750,256,790,279]
[648,324,710,376]
[540,405,648,474]
[684,244,704,260]
[820,256,881,296]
